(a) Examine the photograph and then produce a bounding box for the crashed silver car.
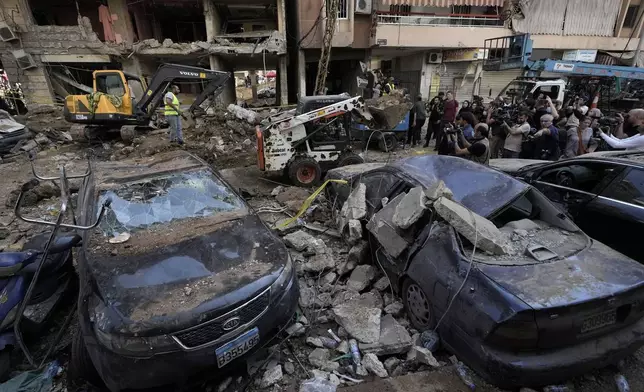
[325,155,644,389]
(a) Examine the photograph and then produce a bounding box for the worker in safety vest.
[164,84,187,145]
[383,77,396,96]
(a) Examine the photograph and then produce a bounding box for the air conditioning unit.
[427,52,443,64]
[0,22,18,42]
[355,0,372,14]
[12,50,37,70]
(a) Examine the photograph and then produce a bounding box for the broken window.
[602,168,644,207]
[97,170,244,236]
[537,162,616,193]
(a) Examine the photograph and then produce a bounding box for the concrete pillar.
[297,50,306,98]
[277,0,287,34]
[203,0,222,41]
[106,0,136,44]
[279,56,288,105]
[152,15,163,41]
[210,56,235,104]
[132,5,153,40]
[250,70,258,101]
[202,0,233,104]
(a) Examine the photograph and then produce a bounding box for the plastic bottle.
[454,361,476,391]
[319,336,339,349]
[348,339,361,366]
[615,374,630,392]
[543,386,570,392]
[420,330,440,352]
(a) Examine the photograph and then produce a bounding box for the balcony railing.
[376,12,504,28]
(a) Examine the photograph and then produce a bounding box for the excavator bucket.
[364,91,413,130]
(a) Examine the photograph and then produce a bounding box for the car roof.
[390,155,529,217]
[575,150,644,167]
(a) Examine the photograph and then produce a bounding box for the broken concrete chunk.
[424,180,453,202]
[359,314,412,356]
[299,378,337,392]
[384,301,404,317]
[308,348,340,372]
[347,240,370,265]
[366,193,410,258]
[392,186,427,229]
[300,287,316,308]
[276,186,310,205]
[271,185,285,196]
[347,265,377,292]
[306,337,324,348]
[284,230,316,251]
[345,219,363,245]
[259,364,283,388]
[363,353,388,378]
[286,322,305,337]
[383,357,401,375]
[339,183,367,230]
[503,218,540,232]
[284,362,295,375]
[406,346,440,367]
[303,253,335,273]
[434,197,511,256]
[333,304,381,344]
[373,276,390,291]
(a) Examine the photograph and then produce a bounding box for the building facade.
[0,0,290,106]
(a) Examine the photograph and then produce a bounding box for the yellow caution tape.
[276,179,348,229]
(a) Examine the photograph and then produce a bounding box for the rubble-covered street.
[2,105,644,392]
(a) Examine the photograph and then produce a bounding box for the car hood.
[89,213,287,334]
[489,158,546,175]
[479,240,644,310]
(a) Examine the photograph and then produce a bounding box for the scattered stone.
[259,364,283,388]
[0,227,9,241]
[286,322,306,337]
[322,272,337,285]
[347,240,370,265]
[359,314,412,356]
[355,364,368,377]
[339,183,367,230]
[34,133,51,145]
[337,340,349,354]
[383,292,395,307]
[333,304,381,344]
[303,253,335,273]
[406,346,440,367]
[299,287,316,308]
[423,180,453,202]
[32,183,60,199]
[306,337,324,348]
[328,374,341,387]
[299,315,309,325]
[434,197,511,255]
[110,249,118,256]
[345,219,363,245]
[299,377,336,392]
[363,353,388,378]
[184,287,193,296]
[503,218,540,231]
[352,291,383,309]
[284,230,316,251]
[337,327,348,339]
[373,276,390,291]
[331,290,360,307]
[274,217,302,233]
[384,301,404,317]
[392,187,427,229]
[217,377,232,392]
[276,186,310,205]
[383,357,401,375]
[242,138,252,146]
[310,369,329,380]
[366,194,409,258]
[20,140,38,152]
[336,259,356,276]
[347,265,377,292]
[308,348,340,372]
[271,186,285,196]
[283,362,295,375]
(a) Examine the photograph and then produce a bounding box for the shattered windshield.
[97,170,244,236]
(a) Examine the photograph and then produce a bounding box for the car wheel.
[402,278,435,331]
[288,157,322,187]
[378,134,398,152]
[68,328,102,389]
[336,152,364,167]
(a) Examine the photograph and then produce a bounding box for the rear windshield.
[97,170,243,236]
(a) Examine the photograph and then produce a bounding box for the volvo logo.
[222,317,241,331]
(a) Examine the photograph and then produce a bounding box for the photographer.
[533,95,559,129]
[501,111,531,158]
[531,114,560,160]
[486,97,508,159]
[599,108,644,150]
[452,123,491,165]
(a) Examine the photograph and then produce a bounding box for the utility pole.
[314,0,339,95]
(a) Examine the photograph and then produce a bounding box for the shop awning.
[381,0,504,6]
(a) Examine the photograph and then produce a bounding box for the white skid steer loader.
[256,93,407,187]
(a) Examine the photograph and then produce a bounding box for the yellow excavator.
[64,64,229,141]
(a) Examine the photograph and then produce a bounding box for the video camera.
[491,105,517,126]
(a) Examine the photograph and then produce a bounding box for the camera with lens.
[599,116,620,127]
[491,105,516,126]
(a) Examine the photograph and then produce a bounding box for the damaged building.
[0,0,290,107]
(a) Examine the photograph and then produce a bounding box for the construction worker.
[383,77,396,96]
[165,84,187,145]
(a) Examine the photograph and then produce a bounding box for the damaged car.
[70,151,298,391]
[326,155,644,389]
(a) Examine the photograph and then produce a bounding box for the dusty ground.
[3,110,644,392]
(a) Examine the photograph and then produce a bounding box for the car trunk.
[481,241,644,349]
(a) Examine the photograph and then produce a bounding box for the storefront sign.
[442,48,487,63]
[562,50,597,63]
[553,62,575,72]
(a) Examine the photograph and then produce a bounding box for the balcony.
[371,11,511,48]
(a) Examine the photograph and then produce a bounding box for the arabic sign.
[442,48,487,63]
[562,50,597,63]
[553,62,575,72]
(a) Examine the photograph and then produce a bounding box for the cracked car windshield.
[97,170,243,236]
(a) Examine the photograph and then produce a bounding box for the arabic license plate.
[215,328,260,368]
[581,310,617,333]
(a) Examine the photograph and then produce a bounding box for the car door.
[590,167,644,262]
[526,160,623,220]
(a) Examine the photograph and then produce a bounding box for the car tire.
[402,278,435,331]
[68,328,102,389]
[288,157,322,187]
[378,134,398,152]
[336,152,364,167]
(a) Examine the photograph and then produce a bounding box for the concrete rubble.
[332,303,381,344]
[347,265,377,292]
[366,194,409,258]
[363,353,388,378]
[392,186,427,230]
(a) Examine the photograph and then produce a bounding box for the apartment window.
[389,5,411,15]
[624,5,639,28]
[452,5,472,15]
[328,0,349,19]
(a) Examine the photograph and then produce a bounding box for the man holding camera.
[599,108,644,150]
[486,97,508,159]
[452,123,491,165]
[501,111,531,158]
[531,114,560,160]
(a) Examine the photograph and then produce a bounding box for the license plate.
[215,328,260,368]
[581,310,617,333]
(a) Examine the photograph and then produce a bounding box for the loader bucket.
[364,92,413,130]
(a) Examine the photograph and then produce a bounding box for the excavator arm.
[134,63,230,119]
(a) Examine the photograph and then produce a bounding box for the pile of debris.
[189,104,260,155]
[0,108,72,160]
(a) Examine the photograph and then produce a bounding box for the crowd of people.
[404,89,644,166]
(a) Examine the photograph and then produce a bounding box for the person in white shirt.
[501,111,531,158]
[599,108,644,150]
